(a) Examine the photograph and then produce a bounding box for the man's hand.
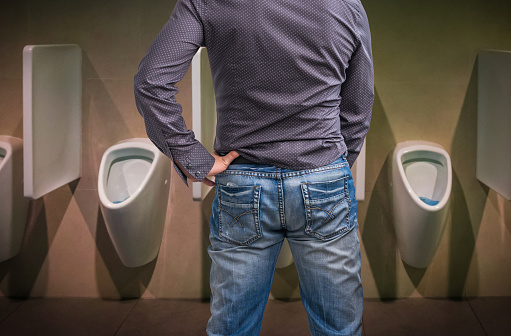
[173,151,239,186]
[201,151,240,186]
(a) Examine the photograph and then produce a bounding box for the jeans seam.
[218,205,258,228]
[277,176,286,229]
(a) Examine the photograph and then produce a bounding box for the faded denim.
[207,154,363,336]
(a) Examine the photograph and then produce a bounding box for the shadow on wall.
[361,89,398,299]
[447,174,483,297]
[0,179,78,298]
[9,120,23,140]
[448,57,487,297]
[270,264,300,300]
[93,205,157,299]
[0,79,23,138]
[487,190,511,236]
[80,54,138,189]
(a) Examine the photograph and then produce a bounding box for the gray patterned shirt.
[135,0,374,186]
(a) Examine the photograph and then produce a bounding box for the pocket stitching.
[307,196,350,224]
[305,175,347,188]
[219,200,254,208]
[218,184,262,245]
[301,177,352,240]
[308,192,347,203]
[304,176,348,202]
[218,205,258,228]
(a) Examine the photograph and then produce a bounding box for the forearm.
[134,0,215,186]
[339,1,374,166]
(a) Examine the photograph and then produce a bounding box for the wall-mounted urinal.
[390,141,452,268]
[0,136,30,262]
[98,138,171,267]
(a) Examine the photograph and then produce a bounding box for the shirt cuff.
[168,141,215,187]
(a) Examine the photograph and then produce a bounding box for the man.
[134,0,373,335]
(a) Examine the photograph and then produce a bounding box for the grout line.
[0,300,24,326]
[26,0,31,41]
[466,298,489,336]
[113,299,140,336]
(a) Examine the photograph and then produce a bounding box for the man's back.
[202,0,373,170]
[134,0,373,184]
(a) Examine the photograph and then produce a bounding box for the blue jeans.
[207,154,362,336]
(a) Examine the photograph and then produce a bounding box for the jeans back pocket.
[301,176,351,240]
[218,183,262,245]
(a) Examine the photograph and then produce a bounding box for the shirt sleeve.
[134,0,214,186]
[339,2,375,167]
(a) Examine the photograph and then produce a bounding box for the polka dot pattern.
[134,0,374,185]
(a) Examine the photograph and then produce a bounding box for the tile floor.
[0,297,509,335]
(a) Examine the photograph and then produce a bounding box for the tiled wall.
[0,0,510,299]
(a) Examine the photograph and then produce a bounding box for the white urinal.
[98,138,171,267]
[390,141,452,268]
[0,136,30,262]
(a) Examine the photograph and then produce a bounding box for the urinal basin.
[396,143,451,210]
[0,136,30,262]
[391,141,452,268]
[98,138,171,267]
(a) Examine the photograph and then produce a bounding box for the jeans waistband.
[219,151,347,167]
[216,152,348,178]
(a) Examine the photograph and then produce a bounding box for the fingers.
[206,150,240,179]
[221,151,240,166]
[199,151,240,187]
[229,150,240,158]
